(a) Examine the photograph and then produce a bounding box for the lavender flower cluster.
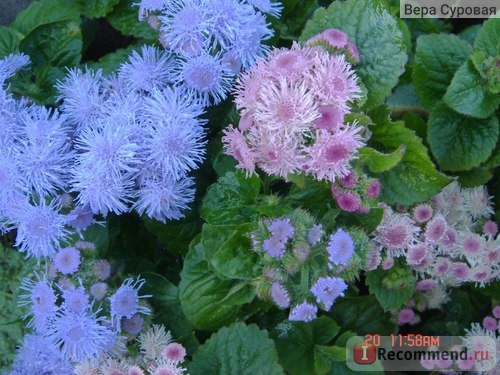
[136,0,282,106]
[7,238,152,373]
[370,181,499,311]
[250,209,369,322]
[222,29,366,181]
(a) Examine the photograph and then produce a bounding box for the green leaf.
[11,0,80,35]
[141,273,198,353]
[385,84,425,115]
[458,24,481,45]
[456,168,494,188]
[189,322,284,375]
[358,145,405,173]
[19,21,82,67]
[365,267,415,312]
[314,345,346,375]
[427,102,499,171]
[412,34,471,109]
[443,61,499,118]
[301,0,407,108]
[473,17,499,58]
[76,0,121,18]
[201,171,261,225]
[273,316,340,375]
[369,107,451,205]
[210,223,259,280]
[0,26,23,58]
[107,0,158,42]
[329,295,397,336]
[178,236,242,330]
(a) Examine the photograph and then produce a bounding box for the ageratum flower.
[46,307,115,363]
[110,277,151,331]
[223,38,364,181]
[19,274,57,333]
[310,276,347,310]
[118,45,175,92]
[55,68,106,132]
[7,334,73,375]
[15,105,74,198]
[14,200,71,258]
[288,301,317,322]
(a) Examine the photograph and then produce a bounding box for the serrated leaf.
[358,145,405,173]
[141,272,198,353]
[314,345,346,375]
[178,236,242,330]
[473,17,499,58]
[428,102,499,171]
[107,0,158,41]
[0,26,23,58]
[369,107,451,205]
[273,316,340,375]
[189,322,284,375]
[76,0,121,18]
[11,0,80,35]
[19,21,82,67]
[365,268,415,312]
[413,34,471,109]
[443,60,499,118]
[201,171,261,225]
[301,0,407,108]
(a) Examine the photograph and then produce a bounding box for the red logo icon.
[353,343,377,364]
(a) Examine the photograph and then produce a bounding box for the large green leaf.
[369,107,451,205]
[189,322,284,375]
[19,21,82,67]
[209,223,259,281]
[0,26,23,58]
[272,316,340,375]
[365,267,415,312]
[107,0,158,42]
[301,0,407,108]
[412,34,471,109]
[473,17,499,58]
[11,0,80,35]
[314,345,346,375]
[427,102,499,171]
[178,236,242,330]
[443,60,499,118]
[76,0,121,18]
[201,171,261,225]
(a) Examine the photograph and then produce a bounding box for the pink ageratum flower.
[492,305,500,319]
[162,342,186,363]
[223,38,363,182]
[413,204,433,223]
[397,308,414,324]
[482,316,497,331]
[374,208,419,257]
[336,191,361,212]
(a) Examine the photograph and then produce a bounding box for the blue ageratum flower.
[159,0,210,56]
[7,334,73,375]
[46,307,115,363]
[156,0,280,72]
[118,45,175,92]
[0,53,30,85]
[19,274,58,333]
[176,52,233,106]
[16,105,74,198]
[134,175,195,222]
[55,68,106,132]
[110,277,151,331]
[310,276,348,311]
[14,200,71,258]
